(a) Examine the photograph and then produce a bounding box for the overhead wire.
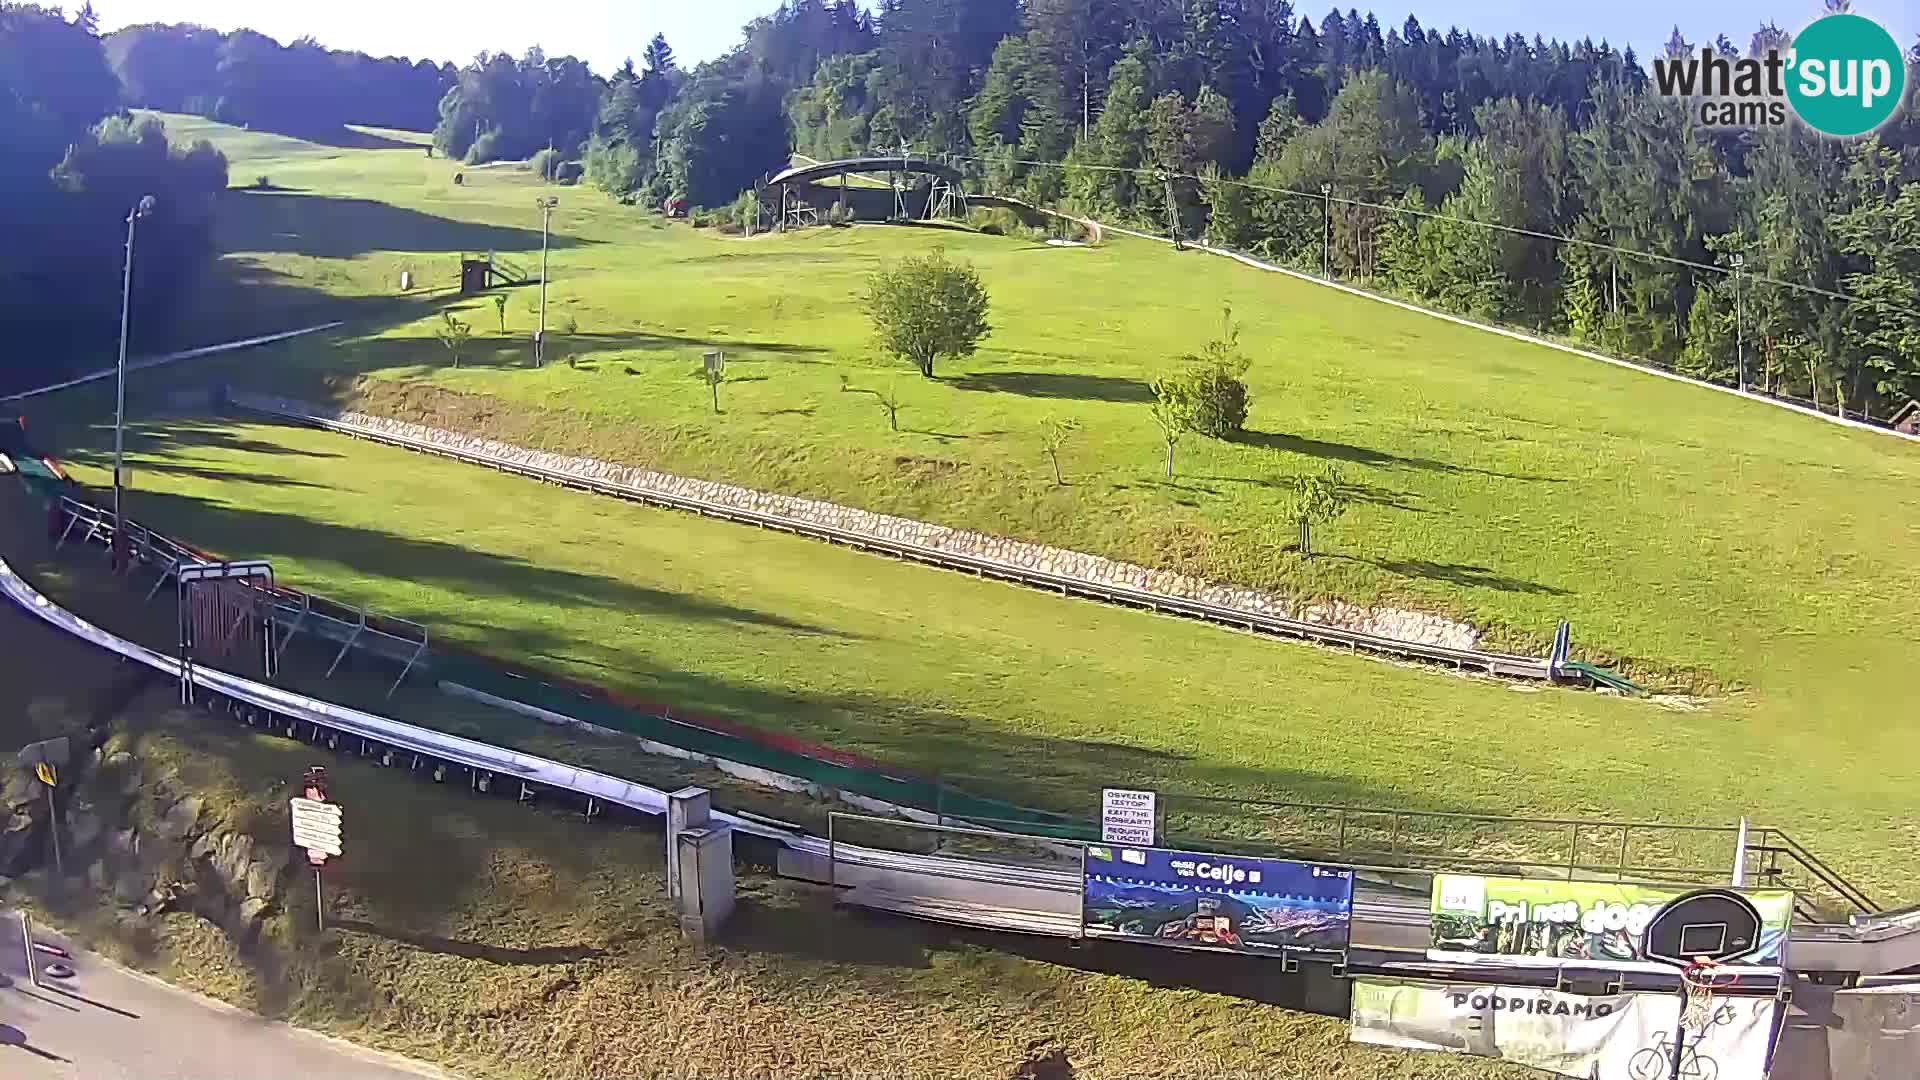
[933,150,1900,311]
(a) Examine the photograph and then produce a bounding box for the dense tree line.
[104,22,455,135]
[8,2,1915,416]
[2,3,229,394]
[434,48,602,163]
[589,4,873,205]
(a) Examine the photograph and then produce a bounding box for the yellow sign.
[35,762,57,787]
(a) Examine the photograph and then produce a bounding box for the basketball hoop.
[1680,957,1740,1029]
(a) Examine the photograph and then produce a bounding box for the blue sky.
[93,1,1914,76]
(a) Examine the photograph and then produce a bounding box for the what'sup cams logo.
[1654,13,1909,136]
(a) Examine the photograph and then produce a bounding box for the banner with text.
[1082,845,1352,956]
[1350,979,1780,1080]
[1429,875,1794,972]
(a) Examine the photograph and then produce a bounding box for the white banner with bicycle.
[1350,979,1779,1080]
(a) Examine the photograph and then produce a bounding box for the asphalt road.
[0,911,454,1079]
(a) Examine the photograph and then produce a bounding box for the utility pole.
[1320,183,1333,280]
[534,196,558,366]
[1163,169,1183,251]
[1730,253,1746,392]
[1081,66,1091,142]
[112,195,157,571]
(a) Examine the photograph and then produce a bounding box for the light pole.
[1159,167,1185,251]
[1730,253,1746,393]
[113,194,157,571]
[534,196,558,366]
[1320,183,1333,280]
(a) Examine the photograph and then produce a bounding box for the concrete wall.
[231,392,1485,651]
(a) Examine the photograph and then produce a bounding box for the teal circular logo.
[1786,14,1907,137]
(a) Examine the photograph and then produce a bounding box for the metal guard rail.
[232,400,1556,681]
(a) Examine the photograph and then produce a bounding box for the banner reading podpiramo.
[1350,979,1780,1080]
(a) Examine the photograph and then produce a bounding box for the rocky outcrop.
[81,722,291,938]
[230,393,1485,651]
[3,692,290,940]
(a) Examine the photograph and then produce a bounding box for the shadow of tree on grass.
[1360,556,1569,596]
[220,190,584,260]
[950,371,1153,403]
[47,468,853,640]
[1234,429,1566,483]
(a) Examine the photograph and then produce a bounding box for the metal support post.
[1731,254,1746,392]
[1320,183,1332,279]
[45,784,61,874]
[1731,816,1749,887]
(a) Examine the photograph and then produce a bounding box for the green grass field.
[32,114,1919,895]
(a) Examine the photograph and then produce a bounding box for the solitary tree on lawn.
[1039,415,1080,485]
[865,249,991,378]
[1290,464,1352,556]
[436,312,473,368]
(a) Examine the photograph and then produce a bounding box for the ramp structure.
[761,155,969,227]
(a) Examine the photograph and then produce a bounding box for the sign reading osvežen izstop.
[1101,787,1156,845]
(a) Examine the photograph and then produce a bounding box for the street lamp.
[1320,183,1333,280]
[1729,253,1746,393]
[113,194,157,570]
[534,196,558,366]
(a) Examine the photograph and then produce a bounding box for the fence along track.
[228,398,1560,682]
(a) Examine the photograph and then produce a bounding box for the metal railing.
[1160,794,1740,878]
[1745,828,1882,920]
[230,395,1563,682]
[1153,794,1882,919]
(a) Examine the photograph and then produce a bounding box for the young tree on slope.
[865,249,992,378]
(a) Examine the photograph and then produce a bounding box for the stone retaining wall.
[232,392,1485,651]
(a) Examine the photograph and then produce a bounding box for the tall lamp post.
[1730,253,1746,393]
[1320,183,1333,280]
[113,195,157,571]
[534,195,558,366]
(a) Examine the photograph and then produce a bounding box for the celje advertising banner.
[1350,979,1781,1080]
[1429,875,1794,972]
[1082,845,1352,955]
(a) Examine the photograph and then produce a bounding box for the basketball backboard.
[1642,889,1767,967]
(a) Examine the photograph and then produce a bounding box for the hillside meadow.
[26,113,1918,893]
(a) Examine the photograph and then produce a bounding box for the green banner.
[1429,875,1793,970]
